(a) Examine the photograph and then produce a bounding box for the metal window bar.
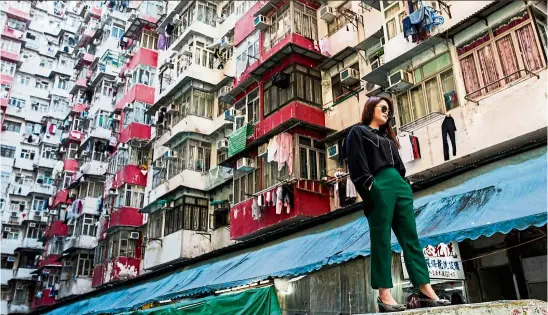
[464,68,540,104]
[399,112,446,133]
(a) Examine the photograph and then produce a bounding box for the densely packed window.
[298,136,326,180]
[396,52,458,126]
[123,101,151,128]
[0,60,16,76]
[233,157,260,204]
[457,11,545,100]
[75,214,97,237]
[331,62,360,101]
[77,252,94,276]
[114,185,145,209]
[1,145,16,158]
[3,120,21,132]
[263,64,322,116]
[77,181,104,199]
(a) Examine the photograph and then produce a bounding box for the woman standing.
[345,97,450,312]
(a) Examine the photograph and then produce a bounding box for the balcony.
[0,48,19,63]
[63,159,79,173]
[114,84,155,111]
[118,122,151,145]
[69,77,88,95]
[12,267,35,281]
[38,133,61,146]
[155,115,217,148]
[62,235,97,253]
[82,125,112,144]
[38,254,62,269]
[19,238,44,250]
[148,169,207,205]
[0,269,12,285]
[35,157,57,169]
[31,288,56,310]
[144,229,215,269]
[111,165,148,189]
[170,19,217,51]
[405,70,547,183]
[1,25,25,42]
[9,184,31,196]
[28,183,55,196]
[57,277,93,299]
[34,67,53,80]
[123,1,163,40]
[101,256,140,285]
[50,190,72,209]
[61,130,84,144]
[122,47,158,72]
[1,239,19,254]
[230,180,330,240]
[2,1,31,21]
[78,159,108,177]
[107,207,143,232]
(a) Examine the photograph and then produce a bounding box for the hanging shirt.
[252,198,260,220]
[275,186,283,215]
[33,124,41,135]
[398,133,415,164]
[346,176,357,198]
[277,133,293,174]
[267,135,278,163]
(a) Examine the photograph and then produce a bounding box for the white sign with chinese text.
[401,241,465,280]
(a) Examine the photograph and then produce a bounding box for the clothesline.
[324,173,349,185]
[252,177,297,197]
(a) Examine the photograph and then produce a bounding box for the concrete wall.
[58,277,93,299]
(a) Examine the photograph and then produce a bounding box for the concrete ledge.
[366,300,547,314]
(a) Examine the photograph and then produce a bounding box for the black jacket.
[345,124,406,193]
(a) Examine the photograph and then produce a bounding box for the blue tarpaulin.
[45,148,547,315]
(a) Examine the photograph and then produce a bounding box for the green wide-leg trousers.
[365,167,430,289]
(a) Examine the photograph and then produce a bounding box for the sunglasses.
[376,105,392,116]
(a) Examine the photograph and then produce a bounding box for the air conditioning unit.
[320,6,336,22]
[220,36,232,48]
[93,38,100,45]
[59,147,67,153]
[7,20,17,29]
[172,14,181,25]
[112,114,121,121]
[182,45,192,56]
[118,142,128,150]
[217,139,228,151]
[224,107,237,122]
[165,150,177,159]
[254,15,270,30]
[7,256,15,262]
[371,56,384,70]
[218,86,232,98]
[327,145,339,159]
[162,201,174,210]
[63,261,72,267]
[4,227,11,232]
[29,222,36,228]
[115,76,125,85]
[108,188,119,195]
[49,210,59,215]
[129,232,139,239]
[236,158,256,172]
[340,68,360,86]
[166,103,178,114]
[258,143,268,157]
[388,70,414,92]
[10,212,17,217]
[124,69,134,78]
[364,82,383,96]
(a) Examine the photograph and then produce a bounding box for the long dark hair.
[361,96,400,148]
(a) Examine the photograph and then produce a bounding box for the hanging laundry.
[33,124,41,135]
[398,133,415,163]
[157,33,167,50]
[109,136,117,147]
[257,194,263,207]
[319,37,331,57]
[412,136,421,159]
[346,176,357,198]
[441,115,457,161]
[265,191,271,205]
[252,198,260,220]
[267,135,279,163]
[276,133,293,174]
[272,189,277,209]
[333,182,339,209]
[275,186,283,215]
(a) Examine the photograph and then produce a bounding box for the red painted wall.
[91,264,104,287]
[31,288,56,310]
[233,1,263,47]
[38,254,62,268]
[108,207,143,230]
[50,189,72,209]
[118,122,151,144]
[230,181,330,240]
[115,84,156,111]
[0,49,19,63]
[112,165,147,188]
[43,221,69,238]
[254,101,325,139]
[64,159,79,172]
[122,48,158,73]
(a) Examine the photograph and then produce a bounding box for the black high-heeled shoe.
[418,291,451,307]
[377,297,407,313]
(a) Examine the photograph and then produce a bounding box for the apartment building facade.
[2,0,547,314]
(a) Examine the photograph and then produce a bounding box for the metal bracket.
[437,1,452,19]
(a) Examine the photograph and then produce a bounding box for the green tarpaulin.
[118,286,281,315]
[228,125,247,158]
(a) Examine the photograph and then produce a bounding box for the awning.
[44,147,547,315]
[116,286,281,315]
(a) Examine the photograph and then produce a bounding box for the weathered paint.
[107,207,144,231]
[118,122,151,144]
[50,189,72,209]
[112,165,148,188]
[43,221,69,238]
[115,84,156,111]
[233,1,263,47]
[31,288,56,310]
[122,47,158,73]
